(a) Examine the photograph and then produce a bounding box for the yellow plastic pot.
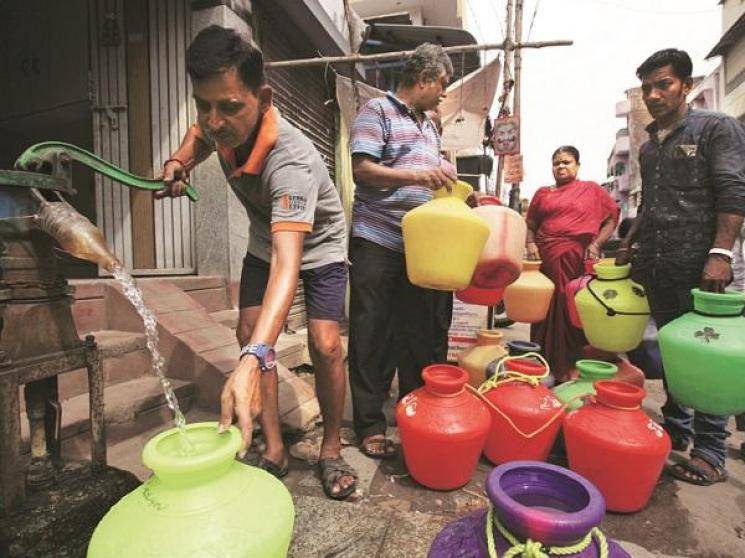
[503,261,555,323]
[575,262,650,352]
[457,329,508,388]
[402,181,489,290]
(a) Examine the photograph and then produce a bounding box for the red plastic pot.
[563,381,671,513]
[456,284,505,306]
[397,365,491,490]
[566,260,596,329]
[482,358,564,465]
[578,346,645,388]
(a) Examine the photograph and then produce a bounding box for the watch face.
[263,347,277,369]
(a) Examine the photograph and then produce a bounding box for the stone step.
[210,308,239,329]
[21,376,196,451]
[57,330,151,401]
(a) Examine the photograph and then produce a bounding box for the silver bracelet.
[709,247,734,260]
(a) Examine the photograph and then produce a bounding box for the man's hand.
[615,245,633,266]
[700,254,733,293]
[155,159,189,199]
[414,167,457,191]
[526,241,541,261]
[219,355,263,457]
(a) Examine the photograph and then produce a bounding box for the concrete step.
[210,308,239,329]
[21,376,196,451]
[57,330,150,401]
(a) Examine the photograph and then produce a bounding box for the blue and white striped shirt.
[350,92,441,252]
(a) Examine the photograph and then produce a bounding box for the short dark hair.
[552,145,580,164]
[186,25,264,91]
[636,48,692,81]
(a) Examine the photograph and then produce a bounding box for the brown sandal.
[360,435,396,460]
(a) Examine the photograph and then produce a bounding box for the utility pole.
[494,0,515,196]
[508,0,524,211]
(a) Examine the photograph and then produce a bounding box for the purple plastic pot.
[428,461,630,558]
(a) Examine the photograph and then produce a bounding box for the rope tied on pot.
[467,353,573,440]
[485,505,609,558]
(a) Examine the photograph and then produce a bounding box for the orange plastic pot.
[503,261,555,323]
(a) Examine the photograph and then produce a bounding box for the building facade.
[708,0,745,119]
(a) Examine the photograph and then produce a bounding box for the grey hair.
[400,43,454,87]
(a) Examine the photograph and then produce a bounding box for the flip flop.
[318,457,358,500]
[359,436,397,460]
[668,458,728,487]
[254,455,289,479]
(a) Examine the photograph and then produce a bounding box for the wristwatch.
[239,343,277,372]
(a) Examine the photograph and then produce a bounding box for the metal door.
[89,0,133,269]
[149,0,196,273]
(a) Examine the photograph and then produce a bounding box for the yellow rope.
[486,505,609,558]
[467,352,576,440]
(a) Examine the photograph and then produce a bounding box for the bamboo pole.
[494,0,515,197]
[508,0,524,212]
[265,39,573,69]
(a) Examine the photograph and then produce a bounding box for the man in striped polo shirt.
[349,43,456,459]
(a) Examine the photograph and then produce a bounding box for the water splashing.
[111,264,193,453]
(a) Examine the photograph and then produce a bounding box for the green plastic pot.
[88,422,294,558]
[658,289,745,416]
[553,359,619,411]
[575,263,650,352]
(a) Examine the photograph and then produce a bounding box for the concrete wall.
[724,37,745,118]
[723,0,745,30]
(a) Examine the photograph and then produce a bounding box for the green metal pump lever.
[13,141,199,202]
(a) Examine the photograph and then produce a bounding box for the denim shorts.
[239,252,347,321]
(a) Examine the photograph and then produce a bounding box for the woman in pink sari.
[525,146,619,382]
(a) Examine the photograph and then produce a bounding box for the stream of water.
[111,264,193,452]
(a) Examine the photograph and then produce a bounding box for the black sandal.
[318,457,358,500]
[254,456,289,479]
[359,435,397,460]
[668,458,728,486]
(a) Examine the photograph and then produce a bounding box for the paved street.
[89,321,745,558]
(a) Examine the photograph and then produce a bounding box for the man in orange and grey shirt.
[156,25,356,500]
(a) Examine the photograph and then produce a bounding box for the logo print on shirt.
[279,195,307,211]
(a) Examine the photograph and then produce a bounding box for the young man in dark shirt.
[618,48,745,485]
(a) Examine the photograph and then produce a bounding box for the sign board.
[491,116,520,155]
[504,154,524,184]
[447,298,490,362]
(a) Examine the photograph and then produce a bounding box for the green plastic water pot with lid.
[574,262,650,352]
[553,359,619,411]
[87,422,294,558]
[658,289,745,416]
